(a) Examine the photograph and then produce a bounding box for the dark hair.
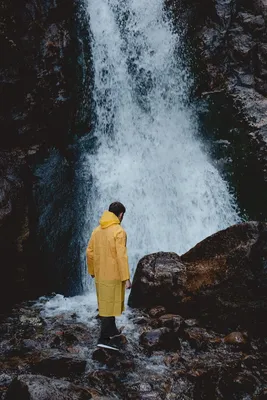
[108,202,126,217]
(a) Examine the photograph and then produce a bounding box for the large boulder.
[128,252,187,310]
[129,222,267,333]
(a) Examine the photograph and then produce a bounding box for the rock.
[87,370,121,392]
[148,306,166,318]
[0,374,13,398]
[230,32,255,60]
[48,323,92,350]
[139,327,181,352]
[133,316,150,325]
[164,353,180,367]
[151,314,184,333]
[158,314,184,331]
[256,43,267,78]
[5,375,92,400]
[31,352,86,378]
[92,348,134,370]
[237,12,265,32]
[128,252,186,310]
[19,339,41,354]
[185,319,199,327]
[184,327,220,350]
[176,0,267,222]
[218,371,259,398]
[130,222,267,333]
[223,332,248,346]
[0,0,93,312]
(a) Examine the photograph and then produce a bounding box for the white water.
[84,0,240,274]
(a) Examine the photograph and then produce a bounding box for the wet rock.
[148,306,166,318]
[133,316,150,325]
[31,352,86,378]
[140,327,181,352]
[185,319,199,327]
[219,370,259,398]
[125,380,163,400]
[176,0,267,222]
[164,353,180,367]
[5,375,92,400]
[0,0,92,312]
[223,332,248,347]
[49,324,91,349]
[130,222,267,333]
[230,32,255,60]
[19,339,41,354]
[184,327,220,350]
[87,370,121,393]
[237,12,265,32]
[128,252,187,310]
[0,374,13,399]
[92,348,134,370]
[158,314,184,331]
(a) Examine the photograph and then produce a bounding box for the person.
[86,201,132,351]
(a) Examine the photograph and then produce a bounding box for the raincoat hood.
[99,210,120,229]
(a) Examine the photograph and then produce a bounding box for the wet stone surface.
[0,299,267,399]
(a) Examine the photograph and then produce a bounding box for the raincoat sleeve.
[86,233,95,276]
[115,229,130,281]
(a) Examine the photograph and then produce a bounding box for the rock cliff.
[0,0,92,311]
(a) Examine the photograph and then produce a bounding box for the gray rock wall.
[0,0,92,311]
[168,0,267,220]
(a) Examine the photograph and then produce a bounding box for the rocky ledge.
[0,221,267,399]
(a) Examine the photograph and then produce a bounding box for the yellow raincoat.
[86,211,130,317]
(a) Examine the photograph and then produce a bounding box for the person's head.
[108,201,126,222]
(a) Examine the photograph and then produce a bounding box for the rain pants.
[86,211,130,317]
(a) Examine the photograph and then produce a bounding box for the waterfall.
[83,0,240,275]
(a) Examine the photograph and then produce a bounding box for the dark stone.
[128,252,186,311]
[148,306,167,318]
[87,370,121,392]
[92,348,134,370]
[185,319,199,327]
[171,0,267,222]
[130,222,267,333]
[0,0,93,310]
[223,332,248,347]
[164,353,181,367]
[218,371,259,398]
[139,327,181,352]
[5,375,92,400]
[151,314,184,333]
[133,316,150,325]
[157,314,184,331]
[31,352,86,378]
[184,327,220,350]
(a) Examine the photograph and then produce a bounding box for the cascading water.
[84,0,240,275]
[41,0,241,368]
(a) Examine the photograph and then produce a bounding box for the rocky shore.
[1,222,267,399]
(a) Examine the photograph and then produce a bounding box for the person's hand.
[125,279,132,289]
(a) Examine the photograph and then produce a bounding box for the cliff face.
[0,0,92,311]
[168,0,267,220]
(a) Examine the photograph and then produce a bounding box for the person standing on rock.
[86,202,132,351]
